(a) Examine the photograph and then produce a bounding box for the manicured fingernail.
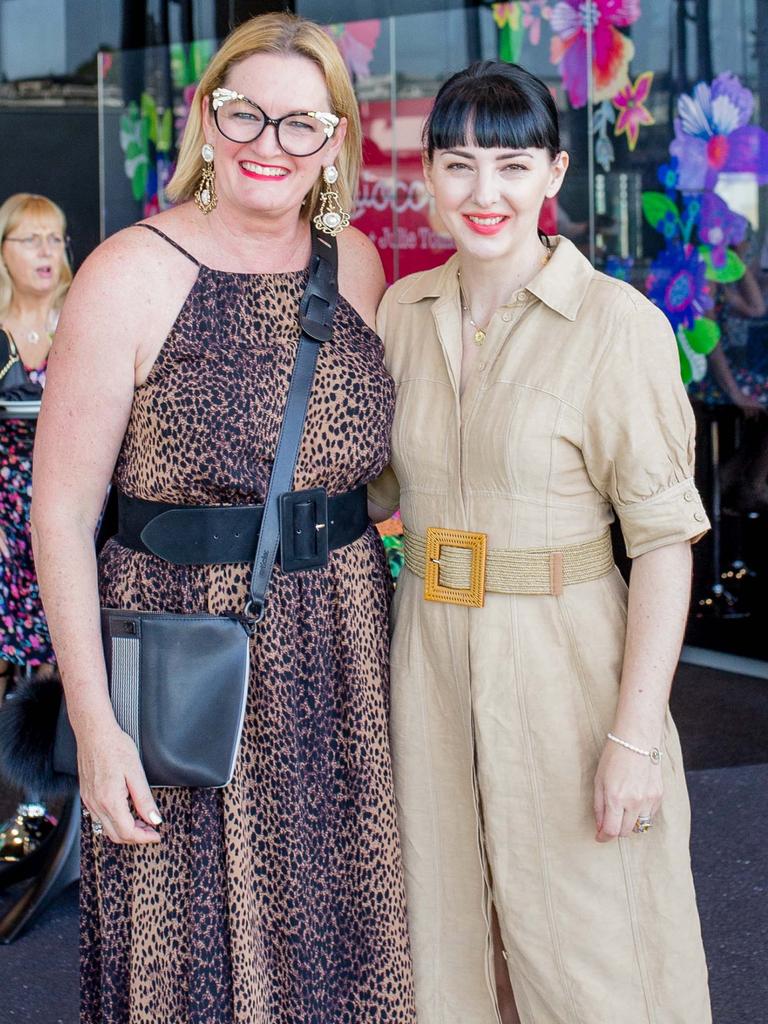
[149,811,163,825]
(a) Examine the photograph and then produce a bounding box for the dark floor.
[0,664,766,1024]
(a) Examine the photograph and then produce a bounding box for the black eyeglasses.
[211,87,339,157]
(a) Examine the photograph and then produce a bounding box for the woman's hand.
[0,525,9,560]
[593,740,663,843]
[77,721,163,845]
[729,389,765,420]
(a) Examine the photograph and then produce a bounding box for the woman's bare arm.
[338,228,390,522]
[593,541,691,841]
[338,227,386,330]
[32,226,195,844]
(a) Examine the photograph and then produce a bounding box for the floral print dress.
[0,359,54,666]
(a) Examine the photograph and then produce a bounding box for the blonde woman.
[0,194,70,683]
[31,13,414,1023]
[0,193,71,862]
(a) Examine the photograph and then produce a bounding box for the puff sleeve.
[582,295,710,557]
[367,288,401,513]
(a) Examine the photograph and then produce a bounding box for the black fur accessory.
[0,673,78,797]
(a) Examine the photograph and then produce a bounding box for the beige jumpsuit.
[370,237,712,1024]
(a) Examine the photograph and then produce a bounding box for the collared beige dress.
[370,237,712,1024]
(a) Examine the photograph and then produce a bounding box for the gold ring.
[633,815,653,834]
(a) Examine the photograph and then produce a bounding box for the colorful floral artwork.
[325,20,381,80]
[604,254,634,281]
[640,73,766,384]
[549,0,640,109]
[492,3,525,64]
[612,70,654,151]
[117,40,215,215]
[592,100,616,172]
[119,94,173,214]
[670,72,768,191]
[645,243,713,335]
[521,1,553,45]
[489,1,646,170]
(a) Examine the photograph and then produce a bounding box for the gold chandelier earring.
[313,165,350,237]
[194,143,218,214]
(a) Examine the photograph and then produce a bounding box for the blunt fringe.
[167,12,362,222]
[424,61,560,161]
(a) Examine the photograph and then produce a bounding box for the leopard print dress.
[79,225,416,1024]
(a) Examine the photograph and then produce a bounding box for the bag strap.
[0,329,20,380]
[246,228,339,622]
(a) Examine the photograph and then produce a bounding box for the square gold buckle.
[424,527,487,608]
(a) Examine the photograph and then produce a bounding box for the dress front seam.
[508,598,583,1024]
[616,838,658,1024]
[557,595,657,1020]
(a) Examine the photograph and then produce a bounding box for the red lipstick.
[239,162,290,182]
[462,213,509,236]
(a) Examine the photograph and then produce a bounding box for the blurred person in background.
[0,193,71,862]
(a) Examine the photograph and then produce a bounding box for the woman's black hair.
[423,60,560,162]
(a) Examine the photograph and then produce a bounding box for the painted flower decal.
[646,244,712,335]
[612,70,654,150]
[326,20,381,80]
[657,158,679,194]
[521,1,553,44]
[670,72,768,191]
[697,191,748,255]
[492,2,526,62]
[593,99,615,171]
[492,2,521,28]
[119,93,173,215]
[550,0,641,109]
[604,255,634,281]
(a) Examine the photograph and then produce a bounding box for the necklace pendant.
[27,330,40,345]
[473,328,486,346]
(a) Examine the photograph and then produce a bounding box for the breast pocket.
[391,378,454,491]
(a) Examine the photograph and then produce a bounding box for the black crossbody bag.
[0,227,340,792]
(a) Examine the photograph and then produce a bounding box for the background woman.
[371,61,712,1023]
[0,192,71,860]
[32,14,414,1023]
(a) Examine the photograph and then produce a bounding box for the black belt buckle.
[278,488,329,573]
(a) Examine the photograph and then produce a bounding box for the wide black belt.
[115,485,368,570]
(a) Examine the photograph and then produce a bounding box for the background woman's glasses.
[3,234,69,251]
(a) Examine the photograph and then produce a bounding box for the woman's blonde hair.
[167,12,361,221]
[0,193,72,320]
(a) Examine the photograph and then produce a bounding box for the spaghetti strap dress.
[79,224,416,1024]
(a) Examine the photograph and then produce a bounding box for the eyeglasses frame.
[3,233,70,250]
[210,87,340,156]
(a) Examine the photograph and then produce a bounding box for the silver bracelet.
[607,732,662,765]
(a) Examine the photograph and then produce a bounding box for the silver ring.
[91,820,104,836]
[633,815,654,834]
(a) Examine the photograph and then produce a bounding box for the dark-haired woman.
[370,61,712,1023]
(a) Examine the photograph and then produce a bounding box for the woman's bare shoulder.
[65,213,199,324]
[337,226,385,330]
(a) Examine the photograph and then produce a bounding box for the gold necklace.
[459,282,489,346]
[458,245,553,347]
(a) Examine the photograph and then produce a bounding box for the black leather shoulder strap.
[246,228,339,620]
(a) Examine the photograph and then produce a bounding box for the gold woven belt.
[403,527,615,607]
